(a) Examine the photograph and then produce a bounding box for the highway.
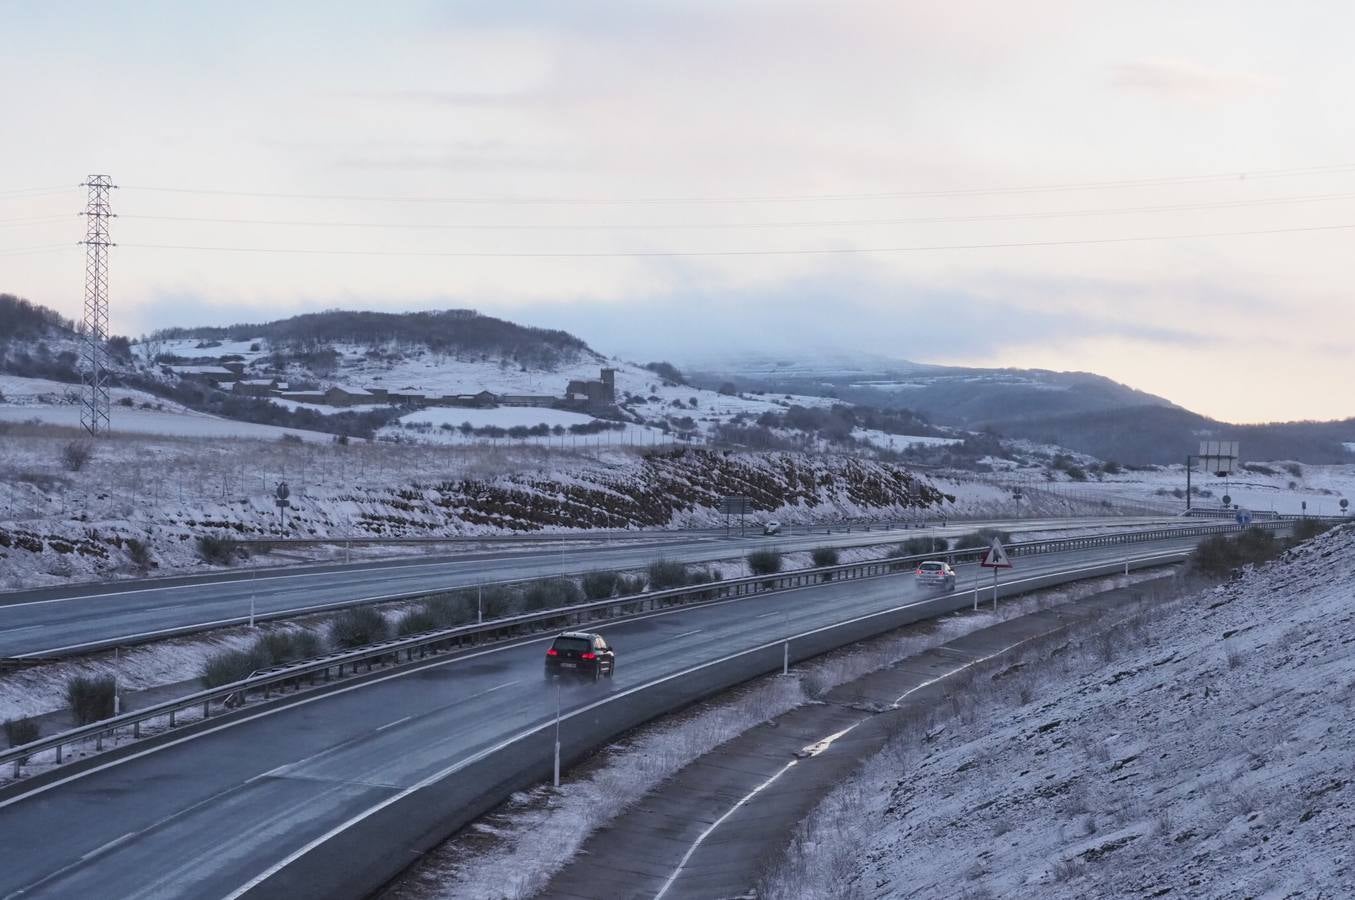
[0,531,1202,900]
[0,516,1174,658]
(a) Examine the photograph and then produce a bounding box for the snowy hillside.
[781,524,1355,898]
[0,425,949,588]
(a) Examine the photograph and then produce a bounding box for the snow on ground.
[158,338,266,360]
[0,374,192,414]
[851,429,961,451]
[772,524,1355,899]
[0,405,334,442]
[1003,462,1355,517]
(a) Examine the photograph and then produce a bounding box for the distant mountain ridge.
[685,350,1354,465]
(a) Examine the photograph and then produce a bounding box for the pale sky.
[3,1,1354,423]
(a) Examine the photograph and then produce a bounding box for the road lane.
[0,516,1173,658]
[0,535,1197,900]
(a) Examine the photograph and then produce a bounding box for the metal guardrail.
[1184,508,1346,522]
[0,518,1290,777]
[223,517,953,548]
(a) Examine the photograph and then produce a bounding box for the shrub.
[582,570,621,600]
[123,537,153,570]
[1191,527,1287,578]
[647,559,689,590]
[899,536,948,557]
[66,674,117,725]
[279,433,303,444]
[200,649,258,688]
[1191,535,1239,577]
[396,607,439,636]
[810,547,840,567]
[1284,462,1303,478]
[1065,465,1088,482]
[521,577,583,612]
[476,586,516,619]
[253,629,320,664]
[4,716,39,749]
[953,528,1012,551]
[196,534,242,566]
[617,575,647,595]
[1101,459,1123,475]
[1291,518,1332,542]
[60,439,94,472]
[330,606,390,648]
[423,594,477,627]
[747,548,782,576]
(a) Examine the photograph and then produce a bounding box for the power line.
[114,190,1355,232]
[116,222,1355,259]
[117,162,1355,206]
[0,186,79,198]
[0,215,74,227]
[0,243,76,256]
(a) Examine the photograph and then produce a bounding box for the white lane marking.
[1,547,1185,815]
[654,760,799,899]
[654,571,1162,898]
[797,724,860,758]
[222,551,1187,900]
[755,611,779,619]
[654,719,868,898]
[79,832,136,862]
[375,716,411,733]
[671,629,703,639]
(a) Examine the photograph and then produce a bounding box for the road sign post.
[719,496,751,538]
[978,538,1013,611]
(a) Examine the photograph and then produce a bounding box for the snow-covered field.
[0,405,334,442]
[768,524,1355,899]
[990,462,1355,517]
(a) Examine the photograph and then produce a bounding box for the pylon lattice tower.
[79,174,115,436]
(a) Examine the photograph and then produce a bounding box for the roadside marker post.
[978,539,1013,611]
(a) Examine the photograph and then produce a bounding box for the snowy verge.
[760,524,1355,899]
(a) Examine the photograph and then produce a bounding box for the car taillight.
[915,568,923,575]
[546,648,558,656]
[581,652,597,661]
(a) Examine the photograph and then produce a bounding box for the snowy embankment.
[1,427,953,589]
[767,524,1355,899]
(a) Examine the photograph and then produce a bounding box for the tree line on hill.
[150,308,594,369]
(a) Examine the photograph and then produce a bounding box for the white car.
[763,521,782,536]
[914,560,956,589]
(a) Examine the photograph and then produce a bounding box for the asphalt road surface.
[0,533,1198,900]
[0,516,1174,658]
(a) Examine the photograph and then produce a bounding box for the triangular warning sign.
[979,538,1012,569]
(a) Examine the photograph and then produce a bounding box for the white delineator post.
[553,680,562,788]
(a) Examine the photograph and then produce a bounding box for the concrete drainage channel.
[233,554,1190,900]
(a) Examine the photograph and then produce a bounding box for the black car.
[544,631,615,682]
